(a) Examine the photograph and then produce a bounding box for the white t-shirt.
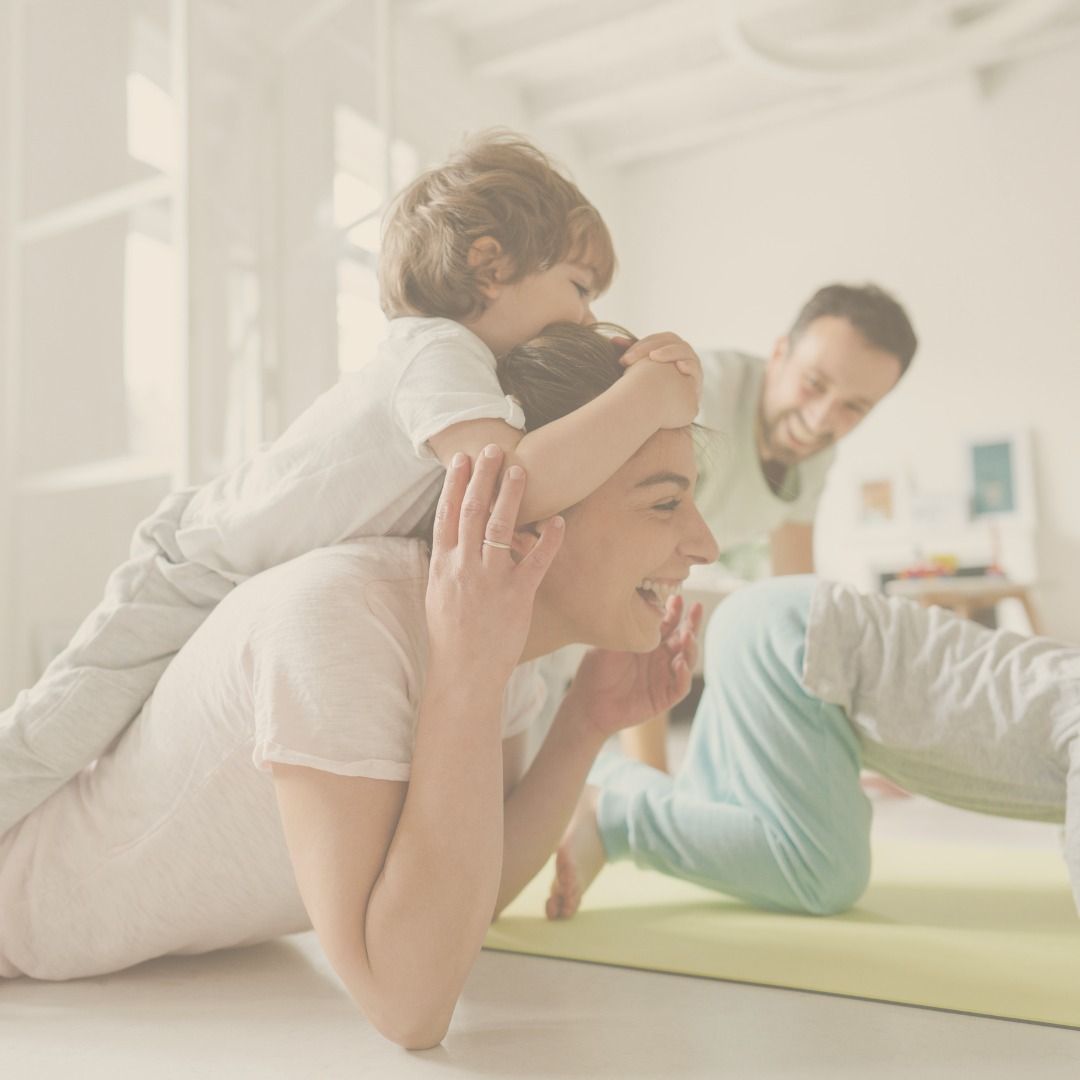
[694,351,835,556]
[174,317,525,582]
[0,539,547,980]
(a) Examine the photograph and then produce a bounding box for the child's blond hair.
[379,130,616,320]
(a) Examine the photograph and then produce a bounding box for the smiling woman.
[499,324,718,656]
[0,323,715,1050]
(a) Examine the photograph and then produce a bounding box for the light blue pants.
[593,576,872,916]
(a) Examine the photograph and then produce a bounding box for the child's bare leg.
[546,785,606,919]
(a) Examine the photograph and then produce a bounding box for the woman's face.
[528,429,719,654]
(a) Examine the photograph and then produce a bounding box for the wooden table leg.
[1018,591,1044,636]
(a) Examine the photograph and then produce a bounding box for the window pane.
[20,200,180,479]
[334,104,419,254]
[337,258,386,373]
[21,0,173,220]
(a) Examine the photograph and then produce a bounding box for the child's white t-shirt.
[174,317,525,581]
[0,539,548,980]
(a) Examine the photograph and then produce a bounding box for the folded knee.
[789,844,871,916]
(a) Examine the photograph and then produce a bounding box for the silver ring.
[482,539,512,550]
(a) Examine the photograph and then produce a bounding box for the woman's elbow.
[366,1000,453,1051]
[347,968,456,1050]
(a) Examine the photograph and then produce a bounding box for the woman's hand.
[565,595,704,738]
[425,445,564,681]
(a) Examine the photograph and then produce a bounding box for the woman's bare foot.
[546,785,607,920]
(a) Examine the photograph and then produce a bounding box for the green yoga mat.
[486,841,1080,1028]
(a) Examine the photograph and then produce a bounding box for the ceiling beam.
[593,17,1080,167]
[466,0,710,81]
[535,56,728,129]
[591,88,848,168]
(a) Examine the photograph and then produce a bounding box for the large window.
[333,104,417,373]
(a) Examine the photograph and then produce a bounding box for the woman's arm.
[273,446,563,1050]
[495,597,704,916]
[272,663,506,1050]
[493,694,606,916]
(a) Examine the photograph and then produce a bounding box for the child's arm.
[429,353,700,523]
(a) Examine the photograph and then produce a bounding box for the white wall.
[606,44,1080,642]
[392,12,618,214]
[0,12,12,703]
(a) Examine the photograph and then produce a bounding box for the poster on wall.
[967,431,1035,526]
[855,471,909,534]
[859,478,896,525]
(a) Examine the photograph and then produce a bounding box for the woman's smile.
[636,577,684,616]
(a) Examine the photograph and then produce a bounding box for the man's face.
[759,315,903,466]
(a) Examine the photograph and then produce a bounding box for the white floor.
[4,728,1079,1078]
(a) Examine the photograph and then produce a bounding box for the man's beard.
[762,410,833,466]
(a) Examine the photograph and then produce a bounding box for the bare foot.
[546,785,606,920]
[860,771,910,799]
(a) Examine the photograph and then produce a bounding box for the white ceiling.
[401,0,1080,166]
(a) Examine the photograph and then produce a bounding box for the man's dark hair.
[789,283,917,375]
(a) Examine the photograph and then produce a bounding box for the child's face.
[473,261,598,356]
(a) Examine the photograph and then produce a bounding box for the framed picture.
[855,470,908,532]
[966,431,1036,526]
[858,477,896,525]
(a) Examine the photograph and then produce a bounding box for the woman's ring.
[482,539,512,550]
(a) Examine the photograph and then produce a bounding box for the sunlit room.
[2,1,1080,1076]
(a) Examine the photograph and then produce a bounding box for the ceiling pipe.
[717,0,1074,85]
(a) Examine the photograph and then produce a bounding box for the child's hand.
[618,332,703,428]
[617,332,703,394]
[625,356,700,429]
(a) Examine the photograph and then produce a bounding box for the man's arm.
[770,521,815,575]
[618,713,670,772]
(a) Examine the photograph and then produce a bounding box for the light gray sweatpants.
[0,488,232,836]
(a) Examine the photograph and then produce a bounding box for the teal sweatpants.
[593,576,872,916]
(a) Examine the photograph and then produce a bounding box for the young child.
[0,131,701,836]
[547,575,1080,920]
